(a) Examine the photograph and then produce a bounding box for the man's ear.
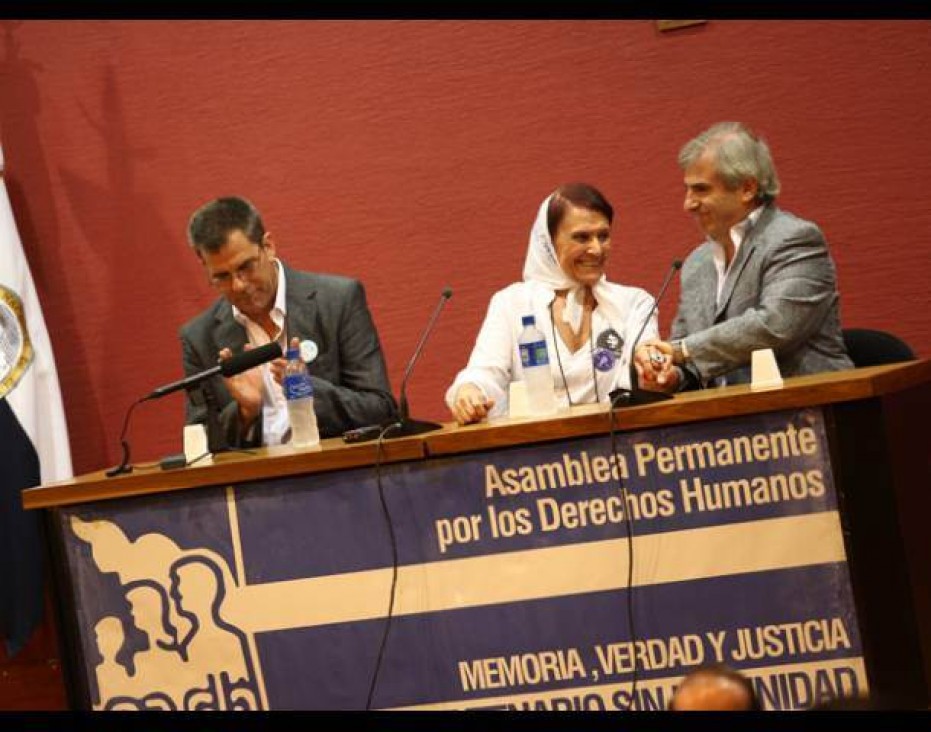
[262,232,278,259]
[741,177,759,204]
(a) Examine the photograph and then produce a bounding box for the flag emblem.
[0,283,34,398]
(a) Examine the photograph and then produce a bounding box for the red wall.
[0,18,930,710]
[1,19,929,476]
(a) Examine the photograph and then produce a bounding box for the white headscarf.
[521,192,625,332]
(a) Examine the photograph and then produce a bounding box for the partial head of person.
[94,615,125,661]
[544,182,614,289]
[169,555,228,620]
[125,583,173,642]
[679,121,780,246]
[669,663,762,711]
[187,196,279,323]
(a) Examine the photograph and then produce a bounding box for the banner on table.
[58,407,864,710]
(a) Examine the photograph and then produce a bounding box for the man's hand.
[451,383,495,426]
[634,341,681,392]
[218,345,265,429]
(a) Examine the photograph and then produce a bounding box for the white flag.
[0,145,73,656]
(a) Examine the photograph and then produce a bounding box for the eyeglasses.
[207,248,265,289]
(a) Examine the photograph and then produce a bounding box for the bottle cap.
[521,314,535,327]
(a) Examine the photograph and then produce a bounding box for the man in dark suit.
[180,196,396,449]
[635,121,852,391]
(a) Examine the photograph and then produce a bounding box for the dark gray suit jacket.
[672,205,853,388]
[180,264,397,448]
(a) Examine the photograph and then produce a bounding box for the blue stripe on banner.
[235,407,837,583]
[255,562,862,710]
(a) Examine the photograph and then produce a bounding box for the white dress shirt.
[232,258,290,445]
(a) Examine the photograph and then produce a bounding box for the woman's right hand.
[451,383,495,425]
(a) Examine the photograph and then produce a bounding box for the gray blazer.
[672,205,853,388]
[180,264,397,448]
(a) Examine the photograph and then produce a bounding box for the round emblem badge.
[596,328,624,356]
[299,339,319,364]
[0,285,34,399]
[592,348,617,372]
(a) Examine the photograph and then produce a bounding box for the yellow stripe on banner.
[225,487,270,711]
[226,512,847,634]
[388,656,868,711]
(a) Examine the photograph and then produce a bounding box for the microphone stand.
[387,404,442,438]
[382,288,452,439]
[105,397,146,477]
[105,344,283,476]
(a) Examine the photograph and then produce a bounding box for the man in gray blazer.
[635,122,852,391]
[180,196,396,449]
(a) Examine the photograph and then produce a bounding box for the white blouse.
[445,280,657,419]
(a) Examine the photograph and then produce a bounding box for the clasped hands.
[633,340,682,392]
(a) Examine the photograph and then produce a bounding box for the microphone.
[145,341,283,401]
[610,259,683,408]
[379,287,453,440]
[106,341,284,477]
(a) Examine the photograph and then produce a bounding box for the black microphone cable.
[365,420,403,710]
[105,397,146,477]
[608,390,640,711]
[603,260,686,706]
[602,260,679,706]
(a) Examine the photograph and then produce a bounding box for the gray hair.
[678,122,780,203]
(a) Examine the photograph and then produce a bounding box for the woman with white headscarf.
[445,183,659,425]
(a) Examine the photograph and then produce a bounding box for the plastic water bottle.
[517,315,557,416]
[284,346,320,448]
